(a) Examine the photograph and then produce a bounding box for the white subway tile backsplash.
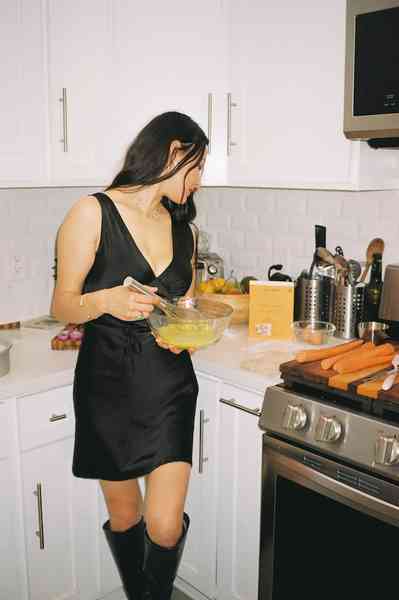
[231,212,259,232]
[274,189,308,216]
[307,191,343,219]
[1,184,399,323]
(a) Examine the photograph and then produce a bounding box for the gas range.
[258,379,399,599]
[259,382,399,484]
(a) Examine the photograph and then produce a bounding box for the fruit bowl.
[292,320,336,345]
[197,292,249,325]
[148,297,233,350]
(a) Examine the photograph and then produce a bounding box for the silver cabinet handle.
[198,409,209,474]
[34,483,45,549]
[219,397,261,417]
[49,413,67,422]
[207,93,213,155]
[226,93,237,156]
[59,87,68,152]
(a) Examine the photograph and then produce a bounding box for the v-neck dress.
[72,192,198,480]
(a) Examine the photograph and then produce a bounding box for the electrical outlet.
[7,254,28,281]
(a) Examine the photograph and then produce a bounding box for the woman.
[51,111,208,600]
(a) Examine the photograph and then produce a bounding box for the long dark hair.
[107,111,208,223]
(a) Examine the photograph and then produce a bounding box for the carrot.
[334,345,395,375]
[321,342,374,371]
[295,339,364,364]
[329,361,393,391]
[357,373,399,400]
[332,342,392,372]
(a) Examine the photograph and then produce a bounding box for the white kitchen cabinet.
[227,0,399,190]
[228,0,353,189]
[18,385,97,600]
[45,0,228,188]
[47,0,117,186]
[176,371,221,599]
[0,0,49,187]
[106,0,228,187]
[0,398,27,600]
[216,383,263,600]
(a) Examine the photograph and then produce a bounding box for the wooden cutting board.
[280,360,335,385]
[280,350,399,397]
[377,381,399,404]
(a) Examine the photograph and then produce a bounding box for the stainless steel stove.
[257,381,399,600]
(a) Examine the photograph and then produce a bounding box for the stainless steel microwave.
[344,0,399,143]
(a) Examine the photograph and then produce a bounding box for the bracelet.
[79,294,92,321]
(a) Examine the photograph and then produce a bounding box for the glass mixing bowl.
[148,296,233,350]
[292,320,336,345]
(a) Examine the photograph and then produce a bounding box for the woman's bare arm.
[51,196,158,324]
[50,196,107,324]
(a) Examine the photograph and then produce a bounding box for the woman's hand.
[154,335,196,355]
[104,285,159,321]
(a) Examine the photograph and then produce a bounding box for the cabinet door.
[47,0,116,185]
[228,0,353,189]
[177,372,220,598]
[109,0,228,186]
[217,384,263,600]
[21,436,97,600]
[0,400,26,600]
[0,0,49,186]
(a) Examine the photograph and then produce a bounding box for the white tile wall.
[1,186,399,323]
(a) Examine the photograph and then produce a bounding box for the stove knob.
[282,404,308,431]
[375,433,399,466]
[315,415,342,443]
[208,264,218,275]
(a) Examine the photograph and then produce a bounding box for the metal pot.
[0,340,12,377]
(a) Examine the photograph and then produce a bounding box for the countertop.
[0,324,303,400]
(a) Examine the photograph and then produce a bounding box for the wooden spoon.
[359,237,385,283]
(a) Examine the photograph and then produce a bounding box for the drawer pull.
[219,397,261,417]
[199,409,209,474]
[34,483,45,549]
[49,413,67,422]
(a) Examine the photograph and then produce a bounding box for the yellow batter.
[157,323,219,349]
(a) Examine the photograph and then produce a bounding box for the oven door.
[259,434,399,600]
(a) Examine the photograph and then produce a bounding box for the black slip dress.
[72,192,198,481]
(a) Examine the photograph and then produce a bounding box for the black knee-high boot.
[103,518,145,600]
[142,513,190,600]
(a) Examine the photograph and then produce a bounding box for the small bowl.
[292,320,336,345]
[148,296,233,350]
[358,321,389,344]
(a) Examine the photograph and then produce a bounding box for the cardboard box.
[249,280,294,340]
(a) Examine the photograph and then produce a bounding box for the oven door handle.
[264,436,399,526]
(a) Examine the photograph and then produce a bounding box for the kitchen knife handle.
[315,225,326,250]
[207,93,213,155]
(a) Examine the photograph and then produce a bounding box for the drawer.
[18,385,74,450]
[220,383,263,417]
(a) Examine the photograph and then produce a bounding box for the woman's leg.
[100,478,145,600]
[144,461,191,547]
[142,462,192,599]
[100,478,144,531]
